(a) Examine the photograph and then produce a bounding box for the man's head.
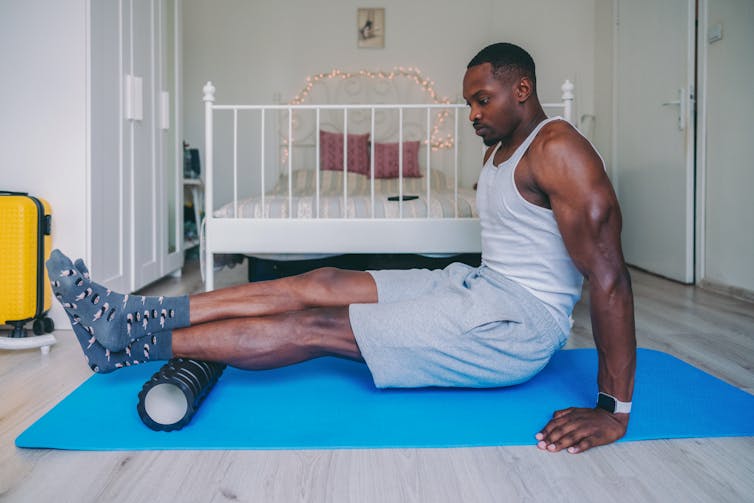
[463,43,540,146]
[467,42,537,89]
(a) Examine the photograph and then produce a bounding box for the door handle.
[661,88,686,131]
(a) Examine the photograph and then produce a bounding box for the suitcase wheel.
[43,317,55,333]
[33,319,45,336]
[10,324,28,338]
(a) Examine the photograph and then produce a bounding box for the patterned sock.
[70,322,173,374]
[46,249,189,352]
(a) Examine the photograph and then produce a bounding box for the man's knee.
[291,267,340,296]
[304,266,344,284]
[295,267,372,303]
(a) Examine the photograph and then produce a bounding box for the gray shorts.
[349,263,567,388]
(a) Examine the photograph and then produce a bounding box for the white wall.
[0,0,89,328]
[182,0,598,206]
[489,0,596,130]
[701,0,754,293]
[592,0,614,174]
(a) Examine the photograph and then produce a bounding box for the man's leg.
[47,249,375,373]
[173,307,363,370]
[188,266,378,325]
[65,305,362,374]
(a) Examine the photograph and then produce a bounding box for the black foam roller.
[136,358,226,431]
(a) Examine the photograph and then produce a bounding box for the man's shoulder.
[529,120,602,172]
[533,119,588,155]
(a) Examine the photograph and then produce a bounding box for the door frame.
[694,0,709,285]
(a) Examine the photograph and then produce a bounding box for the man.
[48,42,635,454]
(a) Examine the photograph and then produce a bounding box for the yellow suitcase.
[0,191,54,337]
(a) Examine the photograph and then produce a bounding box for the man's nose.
[469,107,480,123]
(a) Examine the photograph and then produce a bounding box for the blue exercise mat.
[16,348,754,451]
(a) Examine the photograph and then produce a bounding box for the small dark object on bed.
[387,195,419,202]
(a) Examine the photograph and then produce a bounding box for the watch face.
[597,393,617,413]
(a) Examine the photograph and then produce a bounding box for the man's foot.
[70,321,172,373]
[46,249,189,352]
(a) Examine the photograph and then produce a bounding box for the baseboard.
[699,279,754,303]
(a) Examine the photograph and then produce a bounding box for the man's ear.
[514,77,534,103]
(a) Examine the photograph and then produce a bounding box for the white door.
[130,0,161,291]
[614,0,696,283]
[90,0,131,294]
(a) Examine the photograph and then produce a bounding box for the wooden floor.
[2,261,753,502]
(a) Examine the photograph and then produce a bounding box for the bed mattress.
[211,170,478,262]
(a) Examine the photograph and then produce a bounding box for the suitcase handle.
[0,190,29,196]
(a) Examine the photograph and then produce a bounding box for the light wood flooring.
[1,261,753,502]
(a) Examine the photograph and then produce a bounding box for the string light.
[281,67,456,165]
[290,67,450,107]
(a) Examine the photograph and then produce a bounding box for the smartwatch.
[596,392,632,414]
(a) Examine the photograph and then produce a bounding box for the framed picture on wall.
[357,8,385,48]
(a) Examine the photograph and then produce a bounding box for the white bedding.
[213,170,478,220]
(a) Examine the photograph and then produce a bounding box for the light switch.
[708,23,723,43]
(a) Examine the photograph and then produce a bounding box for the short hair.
[467,43,536,87]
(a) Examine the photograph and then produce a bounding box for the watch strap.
[597,392,632,414]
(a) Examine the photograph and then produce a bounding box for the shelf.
[183,177,204,255]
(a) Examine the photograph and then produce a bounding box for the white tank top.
[476,117,583,335]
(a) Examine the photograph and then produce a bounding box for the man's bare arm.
[530,124,636,453]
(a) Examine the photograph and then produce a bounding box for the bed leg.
[205,251,214,292]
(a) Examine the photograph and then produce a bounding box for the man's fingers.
[550,425,598,452]
[535,407,583,441]
[540,420,594,452]
[536,407,628,453]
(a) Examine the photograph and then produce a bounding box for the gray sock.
[46,249,190,352]
[71,322,173,373]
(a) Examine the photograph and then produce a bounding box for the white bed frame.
[202,78,574,291]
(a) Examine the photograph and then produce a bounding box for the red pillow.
[319,130,370,175]
[373,141,422,178]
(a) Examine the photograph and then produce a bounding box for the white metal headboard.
[200,77,574,290]
[202,78,574,218]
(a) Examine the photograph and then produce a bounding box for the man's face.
[462,63,520,146]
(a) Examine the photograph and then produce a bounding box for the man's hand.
[535,407,629,454]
